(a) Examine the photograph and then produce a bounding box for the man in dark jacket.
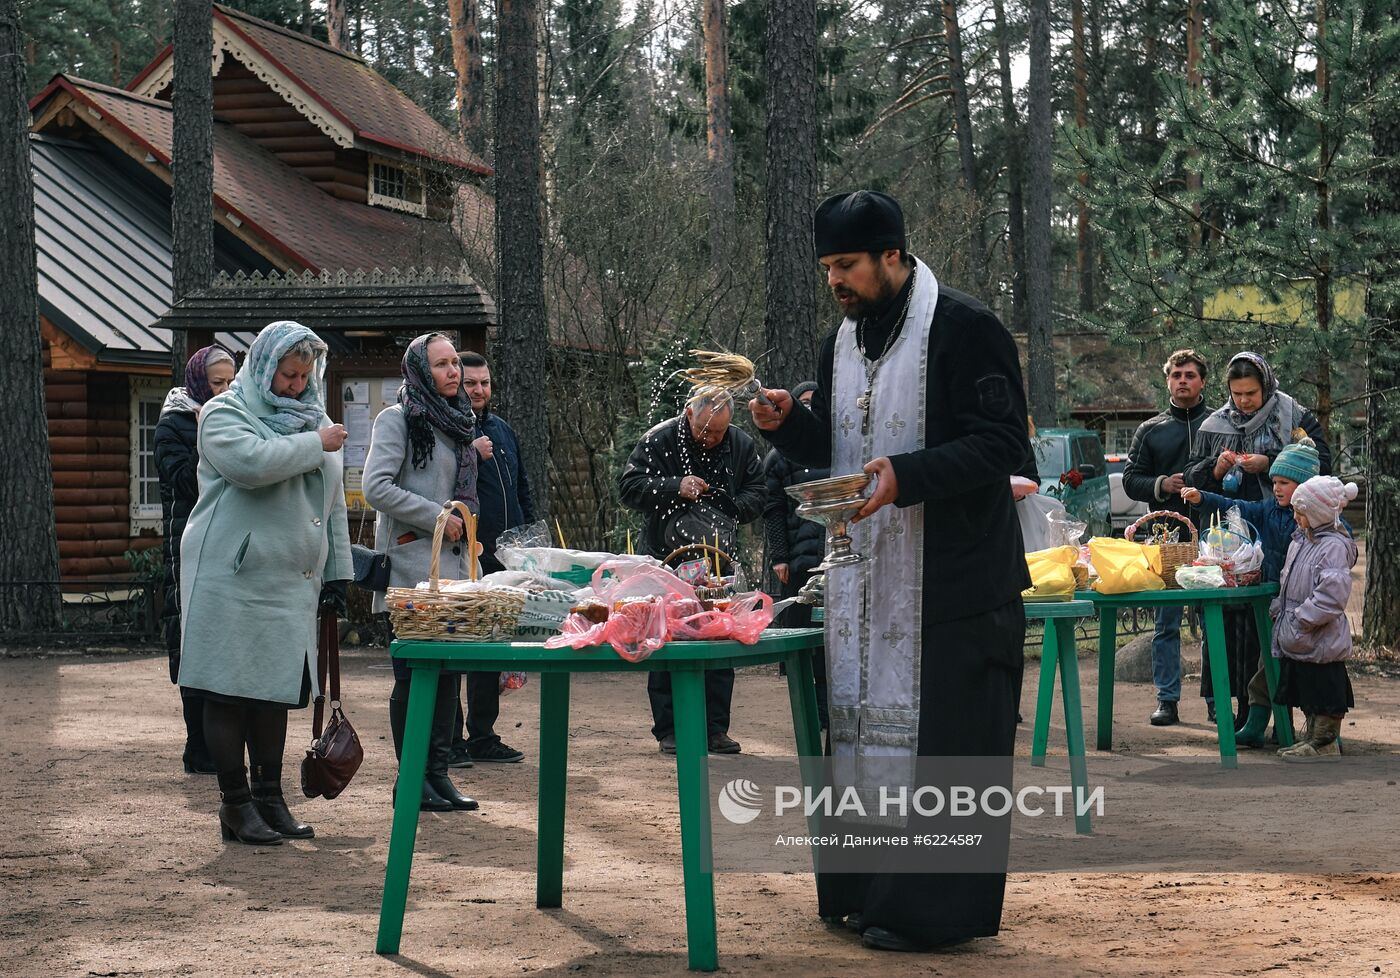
[1122,349,1211,726]
[750,190,1031,953]
[618,392,767,755]
[449,352,534,765]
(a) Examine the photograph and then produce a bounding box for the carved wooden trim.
[130,25,355,149]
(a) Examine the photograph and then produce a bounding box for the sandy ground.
[2,642,1399,978]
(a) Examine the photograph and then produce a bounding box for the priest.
[749,190,1031,952]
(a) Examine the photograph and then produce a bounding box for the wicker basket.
[1125,511,1198,590]
[664,543,735,578]
[387,501,527,640]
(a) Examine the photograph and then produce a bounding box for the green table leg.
[1200,606,1239,768]
[784,650,825,864]
[1055,621,1092,835]
[536,672,570,908]
[1095,607,1118,751]
[672,669,717,972]
[785,650,823,760]
[1250,599,1294,749]
[376,663,438,954]
[1031,622,1059,767]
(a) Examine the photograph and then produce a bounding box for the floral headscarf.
[185,344,236,405]
[397,333,479,511]
[229,321,328,435]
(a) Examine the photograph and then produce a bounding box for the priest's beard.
[832,261,900,321]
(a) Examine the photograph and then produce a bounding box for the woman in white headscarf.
[178,321,353,846]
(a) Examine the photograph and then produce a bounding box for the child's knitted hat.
[1290,476,1358,526]
[1269,440,1321,484]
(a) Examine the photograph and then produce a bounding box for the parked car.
[1031,428,1112,538]
[1105,454,1149,535]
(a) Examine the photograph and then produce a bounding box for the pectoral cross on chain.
[856,388,873,434]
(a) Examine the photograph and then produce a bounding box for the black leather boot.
[217,769,281,846]
[426,774,479,811]
[390,693,454,812]
[426,678,478,811]
[251,765,314,839]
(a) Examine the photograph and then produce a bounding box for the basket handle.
[429,501,478,592]
[664,542,733,571]
[1125,510,1198,545]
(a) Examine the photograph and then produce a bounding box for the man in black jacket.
[750,190,1030,953]
[449,352,534,765]
[618,392,767,755]
[1122,349,1211,726]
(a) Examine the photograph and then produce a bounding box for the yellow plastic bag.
[1088,538,1165,594]
[1022,546,1078,602]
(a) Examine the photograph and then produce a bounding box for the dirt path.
[2,647,1398,978]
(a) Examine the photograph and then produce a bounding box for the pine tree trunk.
[704,0,736,269]
[448,0,485,152]
[993,0,1026,333]
[326,0,349,49]
[763,0,818,389]
[1313,0,1332,439]
[1071,0,1093,311]
[1024,0,1056,426]
[0,0,61,630]
[494,0,549,514]
[172,0,214,385]
[942,0,983,288]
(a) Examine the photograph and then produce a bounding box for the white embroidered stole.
[827,258,937,823]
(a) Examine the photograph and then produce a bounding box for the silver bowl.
[785,472,872,571]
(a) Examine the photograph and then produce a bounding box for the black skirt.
[1274,658,1354,716]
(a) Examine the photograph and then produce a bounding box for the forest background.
[10,0,1400,643]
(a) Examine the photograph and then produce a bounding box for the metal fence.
[1024,604,1203,653]
[0,580,161,643]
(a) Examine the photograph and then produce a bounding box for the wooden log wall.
[42,345,159,579]
[212,59,368,202]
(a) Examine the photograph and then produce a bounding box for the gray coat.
[177,392,353,704]
[1270,525,1357,664]
[363,404,478,613]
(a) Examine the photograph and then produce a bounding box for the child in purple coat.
[1270,476,1359,762]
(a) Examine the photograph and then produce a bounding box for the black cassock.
[765,273,1032,944]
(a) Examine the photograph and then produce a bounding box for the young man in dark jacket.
[1121,349,1211,726]
[449,352,534,765]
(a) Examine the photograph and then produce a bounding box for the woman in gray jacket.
[363,333,480,812]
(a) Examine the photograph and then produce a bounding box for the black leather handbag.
[350,543,391,592]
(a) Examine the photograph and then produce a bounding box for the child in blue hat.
[1181,439,1321,745]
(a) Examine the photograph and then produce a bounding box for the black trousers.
[647,668,735,740]
[452,671,503,750]
[815,597,1025,943]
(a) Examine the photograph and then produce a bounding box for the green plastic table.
[375,627,825,972]
[1025,600,1095,835]
[1079,583,1287,766]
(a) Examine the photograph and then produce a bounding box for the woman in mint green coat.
[178,321,353,846]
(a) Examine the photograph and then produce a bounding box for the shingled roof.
[126,4,490,176]
[33,76,469,275]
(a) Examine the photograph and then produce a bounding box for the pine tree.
[1,0,61,630]
[1073,0,1389,439]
